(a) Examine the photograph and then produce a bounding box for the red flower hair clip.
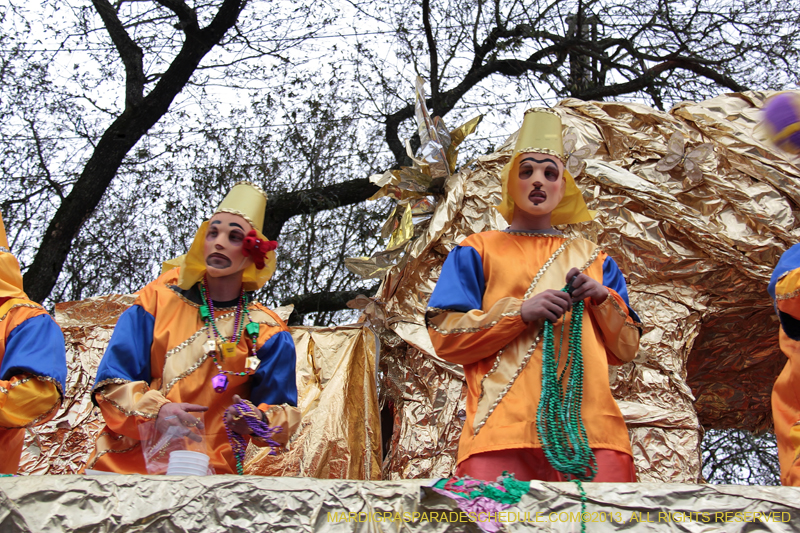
[242,230,278,270]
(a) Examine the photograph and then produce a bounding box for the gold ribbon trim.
[0,301,42,324]
[473,237,599,433]
[161,308,277,395]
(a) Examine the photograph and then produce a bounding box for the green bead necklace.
[536,283,597,483]
[536,283,596,533]
[198,280,261,392]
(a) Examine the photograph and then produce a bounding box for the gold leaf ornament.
[346,77,482,281]
[346,295,387,327]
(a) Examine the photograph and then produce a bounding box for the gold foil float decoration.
[355,90,798,483]
[4,475,799,532]
[345,76,483,281]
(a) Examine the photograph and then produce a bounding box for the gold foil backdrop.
[245,325,382,478]
[355,91,799,483]
[18,297,381,479]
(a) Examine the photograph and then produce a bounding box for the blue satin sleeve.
[250,330,298,407]
[602,256,642,324]
[769,243,800,340]
[94,304,155,388]
[428,245,485,312]
[1,314,67,391]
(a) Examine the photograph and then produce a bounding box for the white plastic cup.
[166,462,206,472]
[84,469,120,476]
[167,451,209,476]
[166,466,207,476]
[166,464,207,475]
[167,457,206,463]
[165,467,207,475]
[170,450,209,462]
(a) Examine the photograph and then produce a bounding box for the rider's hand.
[565,267,609,306]
[521,290,572,323]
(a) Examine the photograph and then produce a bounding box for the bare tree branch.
[576,58,748,100]
[422,0,439,107]
[154,0,198,31]
[282,284,380,325]
[262,178,380,241]
[91,0,146,107]
[27,119,64,200]
[23,0,247,302]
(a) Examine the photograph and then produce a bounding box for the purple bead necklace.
[223,399,282,475]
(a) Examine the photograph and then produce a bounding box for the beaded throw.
[536,283,595,533]
[199,278,259,393]
[223,399,282,475]
[536,283,597,482]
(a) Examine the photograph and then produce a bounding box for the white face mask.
[204,213,254,278]
[510,153,565,219]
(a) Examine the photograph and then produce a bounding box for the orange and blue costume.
[427,231,641,481]
[426,109,641,482]
[0,215,67,474]
[770,244,800,486]
[88,183,300,474]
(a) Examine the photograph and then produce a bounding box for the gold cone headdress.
[164,182,276,291]
[496,108,593,226]
[214,182,267,231]
[0,212,27,300]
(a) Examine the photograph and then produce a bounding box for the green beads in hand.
[536,283,597,483]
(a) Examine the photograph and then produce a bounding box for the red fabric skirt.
[456,448,636,482]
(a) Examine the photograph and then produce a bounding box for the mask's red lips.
[209,252,229,260]
[529,190,547,204]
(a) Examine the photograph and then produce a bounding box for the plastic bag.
[138,413,215,475]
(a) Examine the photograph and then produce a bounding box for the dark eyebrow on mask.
[520,157,558,166]
[210,220,244,230]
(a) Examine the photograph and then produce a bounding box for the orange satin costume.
[88,182,300,475]
[770,244,800,485]
[0,216,66,474]
[426,231,641,478]
[87,269,300,474]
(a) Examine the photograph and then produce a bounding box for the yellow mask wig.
[0,212,26,300]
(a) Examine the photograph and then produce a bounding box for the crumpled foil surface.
[17,297,381,480]
[245,325,381,479]
[364,92,799,483]
[2,476,799,532]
